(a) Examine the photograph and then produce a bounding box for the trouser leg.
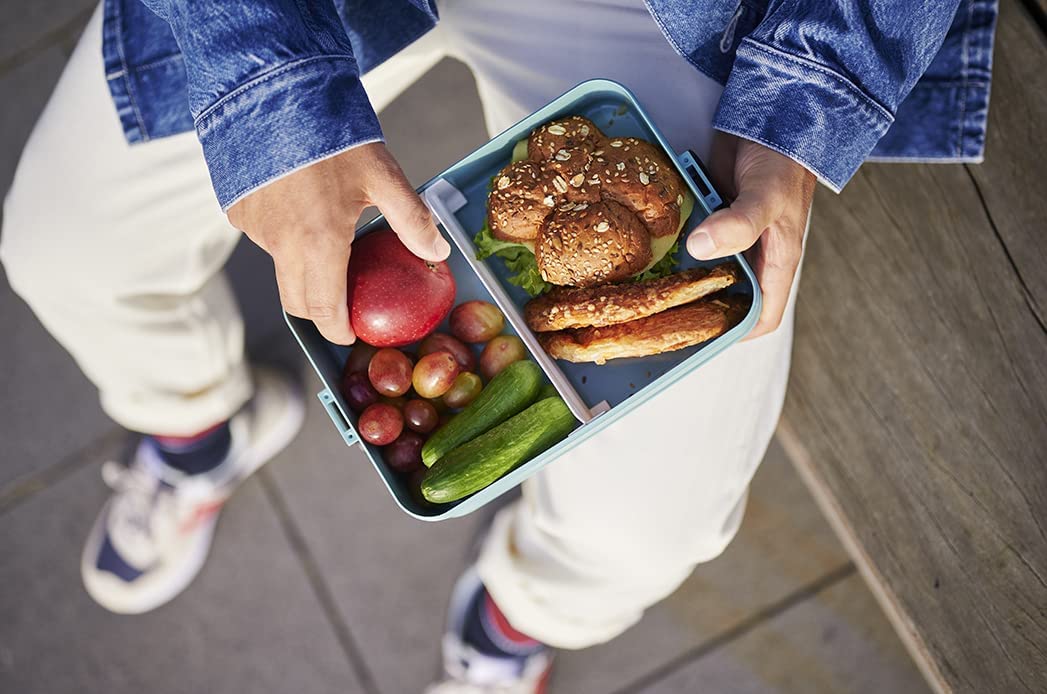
[0,6,450,435]
[437,0,802,648]
[1,5,249,435]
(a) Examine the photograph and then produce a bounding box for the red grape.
[341,370,379,412]
[384,431,425,473]
[345,342,378,375]
[479,335,527,380]
[403,398,439,433]
[419,333,476,372]
[368,347,413,396]
[450,301,505,343]
[443,372,483,409]
[412,351,461,399]
[358,403,403,445]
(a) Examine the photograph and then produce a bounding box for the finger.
[273,253,308,320]
[302,233,355,345]
[686,186,784,260]
[370,170,451,262]
[744,225,802,340]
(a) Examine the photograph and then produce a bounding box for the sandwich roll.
[483,115,692,289]
[535,200,652,287]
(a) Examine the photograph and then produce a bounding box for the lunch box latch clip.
[677,150,724,213]
[318,388,358,447]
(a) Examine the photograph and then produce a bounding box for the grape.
[403,398,439,433]
[443,372,483,409]
[368,347,413,396]
[358,403,403,445]
[419,333,476,372]
[344,341,378,375]
[412,351,461,398]
[385,430,425,473]
[450,301,505,343]
[341,370,379,412]
[479,335,527,380]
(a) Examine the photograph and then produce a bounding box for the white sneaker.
[426,567,553,694]
[80,367,305,614]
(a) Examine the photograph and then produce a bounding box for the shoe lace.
[428,636,547,694]
[102,460,164,550]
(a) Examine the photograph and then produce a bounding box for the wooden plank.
[778,2,1047,691]
[777,423,952,694]
[968,0,1047,323]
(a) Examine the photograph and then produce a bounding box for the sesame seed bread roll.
[535,200,651,287]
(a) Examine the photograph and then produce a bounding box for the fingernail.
[688,231,716,259]
[432,235,451,259]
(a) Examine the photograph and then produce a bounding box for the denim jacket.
[103,0,997,209]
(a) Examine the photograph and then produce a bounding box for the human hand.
[685,133,815,339]
[227,142,451,345]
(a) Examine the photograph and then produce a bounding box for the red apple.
[346,229,456,347]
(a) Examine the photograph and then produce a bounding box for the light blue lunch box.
[285,79,762,520]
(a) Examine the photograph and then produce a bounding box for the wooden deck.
[777,1,1047,692]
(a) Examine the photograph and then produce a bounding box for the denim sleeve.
[139,0,383,209]
[713,0,962,192]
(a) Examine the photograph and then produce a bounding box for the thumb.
[369,168,451,262]
[686,187,783,260]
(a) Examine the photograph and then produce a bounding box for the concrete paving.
[0,8,929,694]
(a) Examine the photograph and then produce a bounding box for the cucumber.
[422,397,576,503]
[537,383,559,400]
[421,360,543,467]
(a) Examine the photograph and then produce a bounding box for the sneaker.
[426,567,553,694]
[80,367,305,614]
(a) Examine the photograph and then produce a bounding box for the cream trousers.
[1,0,799,649]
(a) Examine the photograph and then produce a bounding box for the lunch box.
[285,79,762,520]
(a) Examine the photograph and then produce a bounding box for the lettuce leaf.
[473,224,553,296]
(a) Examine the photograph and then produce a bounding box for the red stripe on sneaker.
[179,499,225,533]
[484,593,541,647]
[536,663,552,694]
[152,421,226,448]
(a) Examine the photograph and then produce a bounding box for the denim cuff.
[713,39,896,193]
[195,56,384,210]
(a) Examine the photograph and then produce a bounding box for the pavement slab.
[635,574,931,694]
[0,454,365,694]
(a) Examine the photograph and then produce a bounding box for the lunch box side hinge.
[318,388,359,447]
[677,150,724,212]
